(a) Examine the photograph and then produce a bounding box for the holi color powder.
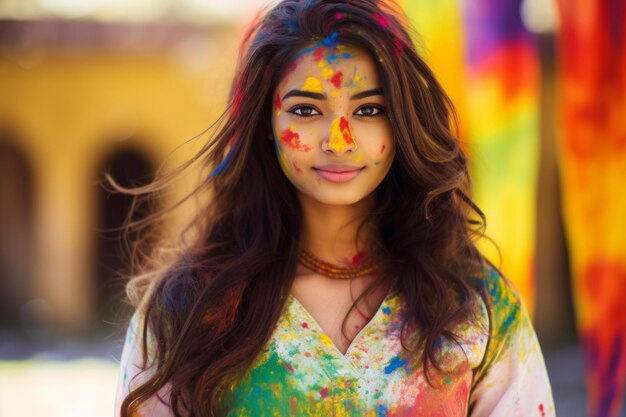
[210,152,233,177]
[392,38,404,58]
[279,128,312,152]
[380,144,386,154]
[330,71,343,88]
[322,31,339,48]
[313,47,326,62]
[302,77,323,93]
[372,13,388,28]
[346,251,367,266]
[328,117,356,153]
[275,94,283,111]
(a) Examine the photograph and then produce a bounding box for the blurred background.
[0,0,624,416]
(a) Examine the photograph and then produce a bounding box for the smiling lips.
[313,165,364,182]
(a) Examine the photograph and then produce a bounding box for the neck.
[299,193,375,266]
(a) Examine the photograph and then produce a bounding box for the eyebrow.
[281,88,383,101]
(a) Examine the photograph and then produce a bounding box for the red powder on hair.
[336,13,344,19]
[286,62,298,73]
[392,38,403,58]
[280,128,312,152]
[330,71,343,88]
[372,13,388,28]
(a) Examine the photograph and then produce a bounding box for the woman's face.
[272,45,395,206]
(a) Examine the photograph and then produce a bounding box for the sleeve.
[114,310,175,417]
[468,269,556,417]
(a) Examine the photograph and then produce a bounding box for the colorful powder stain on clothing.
[328,117,356,153]
[117,267,555,416]
[210,267,554,416]
[302,77,323,93]
[280,127,312,152]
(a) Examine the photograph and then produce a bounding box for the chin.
[307,188,375,207]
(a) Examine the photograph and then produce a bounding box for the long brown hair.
[118,0,488,415]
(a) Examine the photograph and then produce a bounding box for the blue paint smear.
[287,19,298,34]
[377,404,389,416]
[383,354,407,374]
[322,31,340,48]
[382,306,391,315]
[210,152,233,178]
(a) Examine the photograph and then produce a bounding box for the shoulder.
[470,264,523,337]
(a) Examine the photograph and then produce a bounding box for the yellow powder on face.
[328,117,357,153]
[320,66,335,80]
[302,77,323,93]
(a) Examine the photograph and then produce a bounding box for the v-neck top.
[115,268,556,417]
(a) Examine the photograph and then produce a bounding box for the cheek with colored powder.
[279,128,312,152]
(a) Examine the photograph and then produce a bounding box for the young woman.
[115,0,555,416]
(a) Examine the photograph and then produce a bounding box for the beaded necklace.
[298,248,379,279]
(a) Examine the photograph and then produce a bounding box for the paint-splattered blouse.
[115,268,555,416]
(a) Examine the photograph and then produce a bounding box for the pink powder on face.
[292,161,303,173]
[275,94,283,110]
[372,13,388,28]
[330,71,343,88]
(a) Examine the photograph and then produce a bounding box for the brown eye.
[355,105,385,117]
[289,105,322,117]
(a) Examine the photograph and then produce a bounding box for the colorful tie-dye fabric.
[115,268,555,416]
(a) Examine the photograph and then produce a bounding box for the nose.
[322,116,358,154]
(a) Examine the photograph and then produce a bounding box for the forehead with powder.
[276,44,379,93]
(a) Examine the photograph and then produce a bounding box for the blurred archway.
[95,146,155,332]
[0,135,34,330]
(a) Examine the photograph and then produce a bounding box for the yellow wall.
[0,21,240,330]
